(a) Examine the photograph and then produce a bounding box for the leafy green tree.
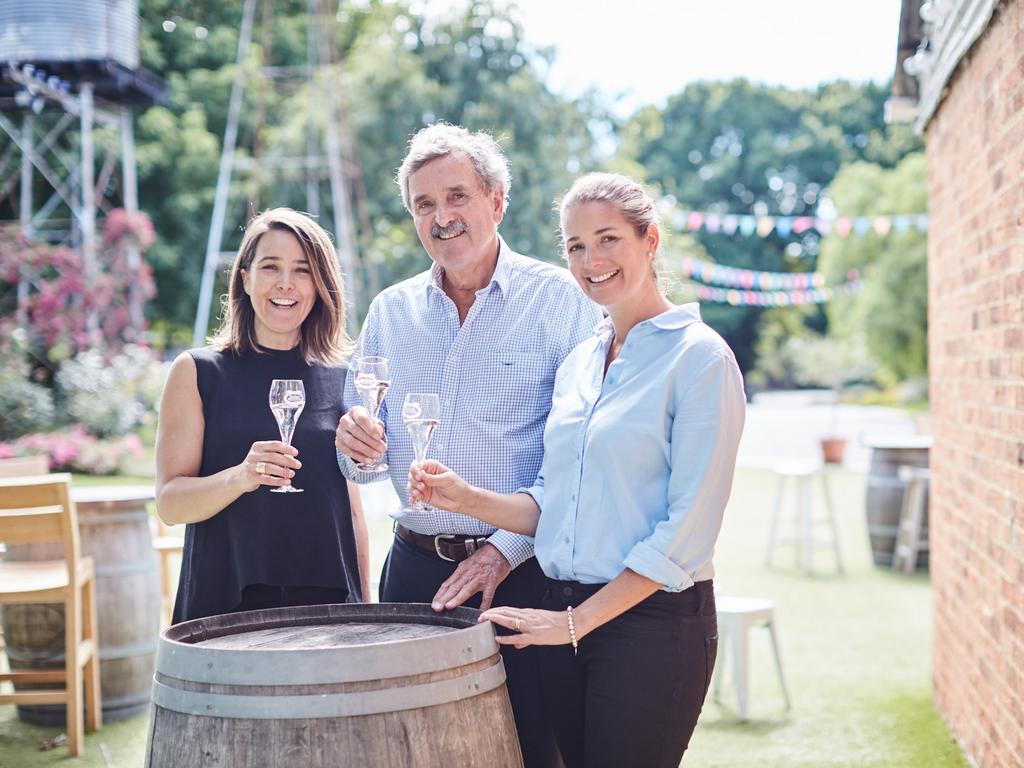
[133,0,598,339]
[617,79,921,372]
[817,153,928,383]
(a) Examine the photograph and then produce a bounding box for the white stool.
[713,596,791,720]
[764,461,843,574]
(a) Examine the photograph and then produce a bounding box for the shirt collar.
[649,302,702,330]
[427,235,511,297]
[592,302,702,338]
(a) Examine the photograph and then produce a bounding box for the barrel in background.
[145,603,523,768]
[864,437,931,568]
[2,488,160,723]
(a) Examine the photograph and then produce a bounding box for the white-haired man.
[336,123,600,767]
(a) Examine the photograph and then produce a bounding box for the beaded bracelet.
[566,605,579,656]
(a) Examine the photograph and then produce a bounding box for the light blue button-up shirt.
[339,239,603,568]
[524,303,746,591]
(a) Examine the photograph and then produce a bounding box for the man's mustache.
[431,220,467,239]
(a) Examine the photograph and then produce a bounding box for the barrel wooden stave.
[145,604,523,768]
[2,494,160,723]
[865,445,930,568]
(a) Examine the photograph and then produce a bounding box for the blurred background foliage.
[129,0,924,391]
[1,0,930,454]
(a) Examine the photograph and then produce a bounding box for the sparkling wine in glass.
[354,356,390,473]
[269,379,305,493]
[403,393,440,511]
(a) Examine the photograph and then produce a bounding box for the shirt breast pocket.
[471,349,553,424]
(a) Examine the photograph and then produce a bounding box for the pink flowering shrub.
[0,210,162,472]
[0,427,143,476]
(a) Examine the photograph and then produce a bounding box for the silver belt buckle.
[434,534,457,562]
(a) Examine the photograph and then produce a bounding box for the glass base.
[355,461,389,473]
[270,486,304,493]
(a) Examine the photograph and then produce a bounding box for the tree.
[616,79,922,372]
[817,153,928,383]
[133,0,598,339]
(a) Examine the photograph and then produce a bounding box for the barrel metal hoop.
[95,557,159,577]
[99,638,159,661]
[151,658,506,719]
[78,510,150,524]
[156,620,499,685]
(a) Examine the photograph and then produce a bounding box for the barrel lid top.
[197,620,459,650]
[156,603,500,685]
[163,603,485,647]
[862,434,932,450]
[71,484,155,504]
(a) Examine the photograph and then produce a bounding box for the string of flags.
[669,210,928,238]
[689,282,862,306]
[678,257,863,306]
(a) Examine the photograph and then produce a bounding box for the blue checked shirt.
[339,238,603,568]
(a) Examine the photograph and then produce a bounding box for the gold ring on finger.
[255,461,267,475]
[513,617,522,632]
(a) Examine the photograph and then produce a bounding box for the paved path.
[358,390,923,519]
[738,389,920,472]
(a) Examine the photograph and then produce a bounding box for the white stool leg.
[765,474,786,567]
[820,471,844,574]
[799,475,813,574]
[767,617,791,710]
[731,617,750,720]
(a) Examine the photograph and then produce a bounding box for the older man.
[336,123,600,767]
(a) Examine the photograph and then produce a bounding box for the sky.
[422,0,902,115]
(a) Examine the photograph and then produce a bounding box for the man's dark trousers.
[380,533,563,768]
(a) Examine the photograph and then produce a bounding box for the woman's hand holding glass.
[408,459,473,513]
[239,440,301,492]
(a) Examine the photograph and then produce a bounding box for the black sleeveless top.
[171,345,362,623]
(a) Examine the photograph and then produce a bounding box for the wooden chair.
[151,517,184,626]
[0,455,49,478]
[0,474,102,756]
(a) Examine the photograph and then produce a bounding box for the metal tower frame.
[191,0,362,346]
[0,65,149,339]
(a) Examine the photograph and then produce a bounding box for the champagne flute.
[403,393,440,511]
[268,379,305,493]
[353,356,390,473]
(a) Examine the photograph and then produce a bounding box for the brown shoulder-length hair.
[209,208,353,365]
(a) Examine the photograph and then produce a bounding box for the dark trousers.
[539,579,718,768]
[380,534,563,768]
[234,584,349,612]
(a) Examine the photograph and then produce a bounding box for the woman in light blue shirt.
[411,173,746,768]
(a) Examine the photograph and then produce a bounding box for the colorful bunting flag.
[666,206,928,238]
[679,256,860,291]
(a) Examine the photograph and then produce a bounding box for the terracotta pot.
[820,437,847,464]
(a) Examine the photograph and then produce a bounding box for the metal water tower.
[0,0,166,338]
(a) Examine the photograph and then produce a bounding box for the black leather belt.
[394,522,490,563]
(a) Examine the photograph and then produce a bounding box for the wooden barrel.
[2,485,161,724]
[145,603,523,768]
[864,436,932,568]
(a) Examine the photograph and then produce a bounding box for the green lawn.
[0,467,967,766]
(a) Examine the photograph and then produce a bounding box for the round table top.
[862,434,932,450]
[71,484,155,504]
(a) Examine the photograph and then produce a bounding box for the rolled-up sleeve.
[622,351,746,591]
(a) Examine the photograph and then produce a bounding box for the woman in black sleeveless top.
[156,208,369,623]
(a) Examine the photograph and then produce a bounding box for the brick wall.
[926,2,1024,766]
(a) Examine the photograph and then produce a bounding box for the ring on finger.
[513,617,522,632]
[255,461,267,475]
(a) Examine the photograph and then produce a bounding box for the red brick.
[926,3,1024,766]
